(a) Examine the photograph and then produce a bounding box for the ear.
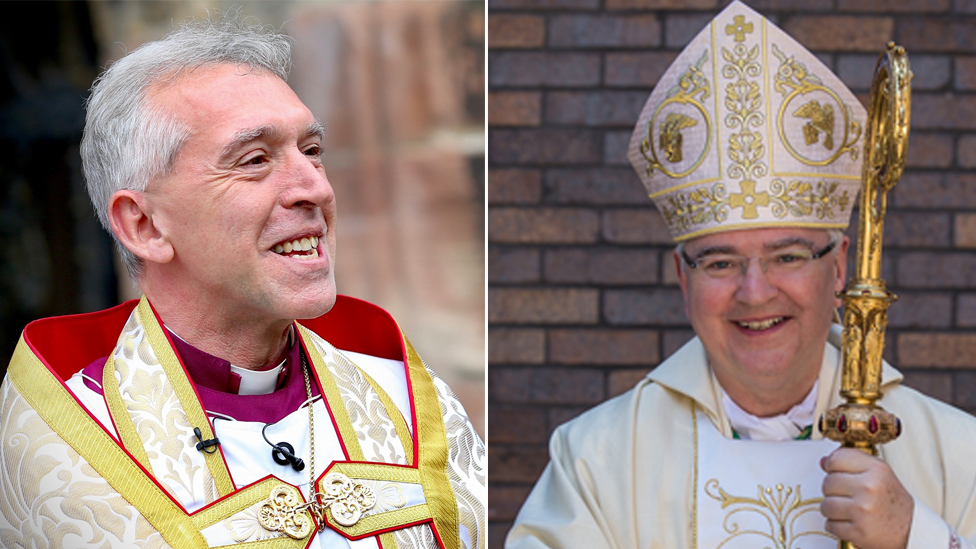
[674,248,692,318]
[832,235,850,307]
[107,190,174,265]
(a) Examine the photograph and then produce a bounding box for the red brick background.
[487,1,976,546]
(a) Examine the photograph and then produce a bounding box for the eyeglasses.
[681,240,837,280]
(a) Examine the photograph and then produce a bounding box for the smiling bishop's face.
[675,227,847,411]
[144,63,338,324]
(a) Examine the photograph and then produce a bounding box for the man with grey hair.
[0,14,485,549]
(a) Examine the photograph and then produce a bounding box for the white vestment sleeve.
[908,497,975,549]
[505,427,621,549]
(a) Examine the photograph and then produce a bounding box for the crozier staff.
[506,2,976,549]
[0,14,485,549]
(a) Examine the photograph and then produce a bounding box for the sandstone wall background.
[0,1,485,435]
[487,0,976,545]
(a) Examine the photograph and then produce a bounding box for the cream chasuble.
[507,325,976,549]
[0,296,486,549]
[695,409,838,548]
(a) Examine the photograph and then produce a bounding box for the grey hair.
[81,12,294,280]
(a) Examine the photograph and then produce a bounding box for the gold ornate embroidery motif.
[363,480,407,514]
[768,179,850,219]
[257,485,314,540]
[319,472,378,527]
[641,50,712,179]
[257,473,379,539]
[794,100,834,149]
[660,113,698,162]
[722,41,767,185]
[660,183,730,233]
[725,14,753,42]
[773,44,861,166]
[705,479,832,548]
[729,180,768,219]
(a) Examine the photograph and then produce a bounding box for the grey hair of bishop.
[80,13,294,281]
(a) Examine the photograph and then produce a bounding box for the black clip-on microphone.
[193,427,220,454]
[262,423,305,471]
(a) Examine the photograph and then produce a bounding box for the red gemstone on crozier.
[868,415,879,434]
[838,415,848,433]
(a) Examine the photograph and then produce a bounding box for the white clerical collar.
[721,380,819,441]
[228,325,294,396]
[167,325,294,396]
[229,361,286,396]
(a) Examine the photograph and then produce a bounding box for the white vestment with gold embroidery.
[0,297,486,549]
[507,325,976,549]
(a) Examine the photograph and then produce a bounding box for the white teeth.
[738,317,784,330]
[272,236,322,258]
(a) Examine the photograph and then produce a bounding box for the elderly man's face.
[145,64,337,323]
[676,228,847,405]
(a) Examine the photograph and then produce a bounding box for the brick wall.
[487,0,976,546]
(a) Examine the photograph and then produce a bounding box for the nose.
[734,256,778,305]
[280,149,335,210]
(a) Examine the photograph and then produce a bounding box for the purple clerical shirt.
[79,328,321,424]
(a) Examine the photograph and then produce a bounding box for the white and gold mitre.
[627,0,867,242]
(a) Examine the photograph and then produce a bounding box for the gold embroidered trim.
[658,177,850,234]
[6,336,209,548]
[406,337,461,549]
[330,462,423,485]
[135,297,234,497]
[298,325,367,463]
[298,325,448,543]
[191,477,305,532]
[772,43,862,167]
[380,531,399,549]
[768,179,851,219]
[660,182,730,233]
[327,502,432,539]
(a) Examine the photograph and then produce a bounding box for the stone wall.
[487,0,976,545]
[0,1,485,436]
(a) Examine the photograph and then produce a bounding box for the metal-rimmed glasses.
[680,240,838,280]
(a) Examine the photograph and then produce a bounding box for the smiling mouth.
[273,236,319,259]
[736,317,785,331]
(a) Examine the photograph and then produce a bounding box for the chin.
[278,281,337,321]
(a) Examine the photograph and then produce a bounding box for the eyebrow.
[689,236,818,259]
[217,121,326,163]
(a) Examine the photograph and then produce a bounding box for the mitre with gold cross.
[627,0,867,242]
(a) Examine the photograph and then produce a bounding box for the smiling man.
[0,15,485,549]
[506,3,976,549]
